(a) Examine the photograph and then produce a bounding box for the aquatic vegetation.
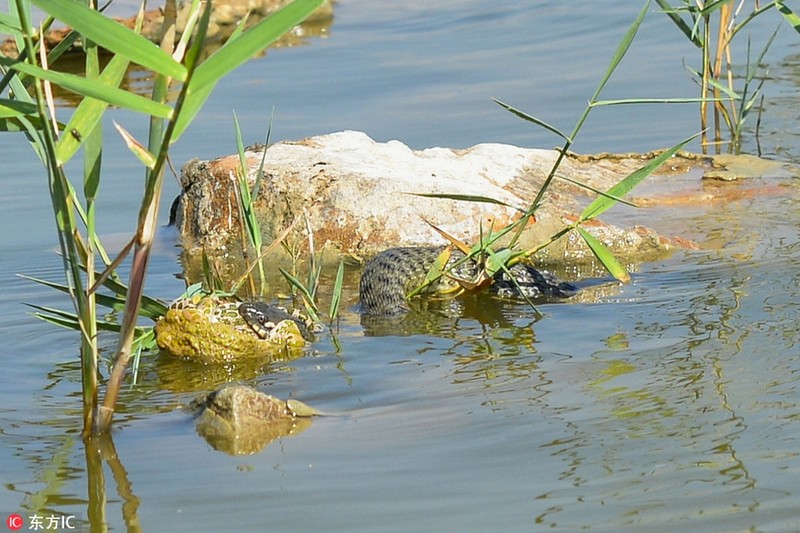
[655,0,800,153]
[0,0,325,435]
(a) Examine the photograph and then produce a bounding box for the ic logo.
[6,514,23,531]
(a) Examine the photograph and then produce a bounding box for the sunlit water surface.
[2,1,800,531]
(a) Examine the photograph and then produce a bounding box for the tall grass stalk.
[2,0,324,436]
[655,0,799,153]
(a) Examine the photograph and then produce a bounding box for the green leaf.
[580,131,701,221]
[409,192,524,213]
[30,0,186,81]
[484,248,512,278]
[591,96,727,106]
[654,0,703,47]
[189,0,324,92]
[556,173,638,208]
[0,12,22,34]
[55,54,131,165]
[0,58,172,118]
[778,2,800,34]
[493,98,570,142]
[328,260,345,321]
[279,267,321,318]
[171,80,215,141]
[576,227,630,282]
[0,98,37,117]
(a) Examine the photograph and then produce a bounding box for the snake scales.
[231,246,577,334]
[357,246,578,316]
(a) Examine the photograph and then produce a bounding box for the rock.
[173,131,701,266]
[190,384,318,455]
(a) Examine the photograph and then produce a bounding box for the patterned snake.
[357,246,578,316]
[234,246,578,336]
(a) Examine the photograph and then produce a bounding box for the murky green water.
[3,1,800,531]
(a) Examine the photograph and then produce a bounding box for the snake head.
[238,302,314,342]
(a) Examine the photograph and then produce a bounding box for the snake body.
[358,246,578,316]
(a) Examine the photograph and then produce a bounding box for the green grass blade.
[0,58,172,118]
[580,131,700,221]
[493,98,570,141]
[279,267,321,316]
[410,192,524,213]
[556,174,638,208]
[0,12,22,33]
[56,53,130,165]
[654,0,702,47]
[591,96,728,106]
[0,98,38,117]
[484,248,513,278]
[171,82,215,141]
[189,0,324,92]
[777,2,800,34]
[576,227,630,282]
[30,0,186,81]
[328,260,345,321]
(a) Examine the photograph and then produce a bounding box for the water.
[2,1,800,531]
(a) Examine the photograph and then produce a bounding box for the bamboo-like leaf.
[484,248,512,278]
[0,116,51,132]
[30,0,186,81]
[777,2,800,34]
[576,227,630,282]
[189,0,324,92]
[411,191,524,213]
[654,0,703,47]
[56,53,130,165]
[697,0,730,17]
[580,131,701,221]
[19,273,167,319]
[556,173,638,208]
[171,81,215,141]
[328,260,345,321]
[0,98,37,117]
[27,303,157,350]
[0,58,172,118]
[114,121,156,168]
[493,98,570,141]
[279,267,320,317]
[0,12,22,33]
[591,96,728,106]
[701,77,741,100]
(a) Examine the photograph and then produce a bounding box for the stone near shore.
[190,384,318,455]
[174,131,712,267]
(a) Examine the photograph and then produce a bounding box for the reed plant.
[655,0,800,153]
[413,1,702,307]
[1,0,324,436]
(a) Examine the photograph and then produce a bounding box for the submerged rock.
[190,384,318,455]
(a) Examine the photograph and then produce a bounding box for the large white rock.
[174,131,702,264]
